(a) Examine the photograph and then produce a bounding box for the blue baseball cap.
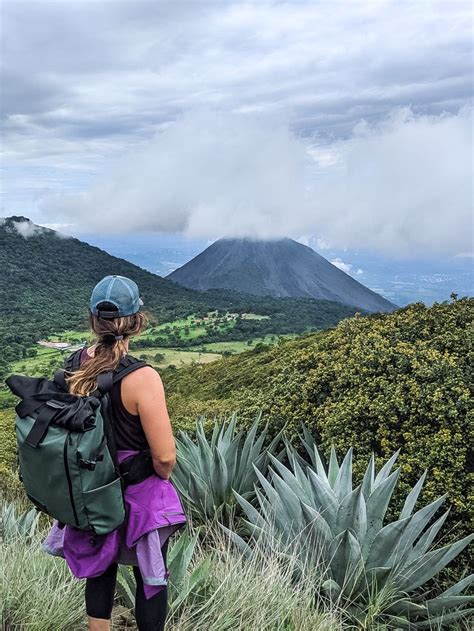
[90,275,143,318]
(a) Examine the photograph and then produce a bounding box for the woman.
[43,275,186,631]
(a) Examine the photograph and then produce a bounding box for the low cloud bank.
[41,107,472,256]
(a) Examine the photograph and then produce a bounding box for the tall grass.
[0,533,85,630]
[168,526,343,631]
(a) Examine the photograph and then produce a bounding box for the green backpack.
[6,352,147,535]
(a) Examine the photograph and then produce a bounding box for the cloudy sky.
[1,0,472,258]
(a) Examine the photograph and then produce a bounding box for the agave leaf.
[299,500,333,548]
[327,445,339,489]
[329,530,364,595]
[373,450,400,487]
[219,524,254,559]
[306,467,338,529]
[413,608,474,629]
[189,473,214,517]
[440,573,474,597]
[233,491,268,530]
[387,599,427,616]
[270,470,303,527]
[220,414,237,447]
[361,454,375,499]
[287,449,313,496]
[116,566,136,609]
[211,448,229,504]
[300,425,329,483]
[267,453,313,504]
[335,485,367,542]
[362,469,400,557]
[170,556,212,612]
[392,495,447,568]
[284,438,310,470]
[232,419,262,490]
[253,466,281,507]
[210,418,221,446]
[425,595,474,615]
[383,614,414,629]
[408,508,450,561]
[399,470,427,519]
[168,533,198,594]
[365,517,411,569]
[399,533,474,592]
[266,428,284,457]
[321,578,341,599]
[254,487,280,529]
[334,448,353,500]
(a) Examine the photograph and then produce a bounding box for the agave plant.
[171,414,283,524]
[226,429,473,628]
[0,501,39,541]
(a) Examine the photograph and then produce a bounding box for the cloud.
[1,0,471,167]
[41,106,472,256]
[331,258,363,275]
[0,217,46,238]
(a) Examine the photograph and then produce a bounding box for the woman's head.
[67,276,146,396]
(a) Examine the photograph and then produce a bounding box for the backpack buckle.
[79,458,97,471]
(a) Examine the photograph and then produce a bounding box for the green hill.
[0,216,358,377]
[165,296,473,551]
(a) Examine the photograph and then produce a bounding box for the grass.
[0,511,343,631]
[0,533,85,630]
[168,527,343,631]
[135,347,222,368]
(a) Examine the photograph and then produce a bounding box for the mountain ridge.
[0,217,359,374]
[168,237,397,313]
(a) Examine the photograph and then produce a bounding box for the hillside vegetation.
[165,297,473,552]
[0,216,357,378]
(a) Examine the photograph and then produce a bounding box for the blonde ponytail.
[67,312,146,396]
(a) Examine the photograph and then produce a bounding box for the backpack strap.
[54,349,84,391]
[112,356,148,384]
[63,349,83,374]
[96,356,148,394]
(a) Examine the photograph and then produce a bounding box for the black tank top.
[80,349,149,451]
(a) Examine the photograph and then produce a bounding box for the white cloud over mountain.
[41,106,472,256]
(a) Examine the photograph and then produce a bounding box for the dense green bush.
[166,298,473,562]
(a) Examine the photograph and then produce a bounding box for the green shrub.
[166,298,473,570]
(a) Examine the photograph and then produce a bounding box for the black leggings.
[85,542,168,631]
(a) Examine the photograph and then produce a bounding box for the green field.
[7,314,291,377]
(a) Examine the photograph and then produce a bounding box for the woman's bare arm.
[122,367,176,479]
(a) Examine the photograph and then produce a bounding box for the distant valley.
[0,217,357,381]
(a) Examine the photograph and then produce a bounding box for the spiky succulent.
[0,501,39,541]
[228,427,473,628]
[171,414,283,524]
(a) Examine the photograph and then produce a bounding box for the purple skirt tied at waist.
[43,450,187,599]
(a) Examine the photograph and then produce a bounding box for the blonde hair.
[67,311,146,396]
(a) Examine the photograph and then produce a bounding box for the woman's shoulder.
[121,362,162,387]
